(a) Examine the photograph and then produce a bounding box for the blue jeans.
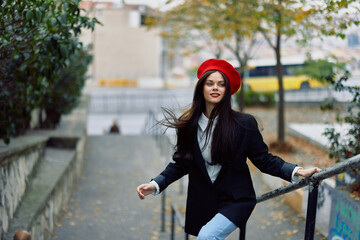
[197,213,237,240]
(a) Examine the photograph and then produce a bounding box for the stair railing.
[142,110,172,233]
[168,154,360,240]
[142,110,360,240]
[254,154,360,240]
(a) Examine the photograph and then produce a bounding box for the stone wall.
[29,138,84,240]
[0,95,89,240]
[0,136,47,237]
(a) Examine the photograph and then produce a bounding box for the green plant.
[323,72,359,175]
[42,46,93,128]
[243,88,275,107]
[0,0,99,144]
[296,55,347,84]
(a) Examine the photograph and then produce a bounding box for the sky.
[93,0,182,10]
[123,0,166,8]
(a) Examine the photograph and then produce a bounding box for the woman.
[136,59,321,239]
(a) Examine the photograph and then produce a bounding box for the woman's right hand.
[136,183,156,200]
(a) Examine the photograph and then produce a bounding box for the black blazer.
[152,112,296,236]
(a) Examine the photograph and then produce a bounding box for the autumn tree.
[219,0,261,111]
[258,0,359,144]
[152,0,260,111]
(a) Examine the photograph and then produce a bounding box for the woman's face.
[203,71,226,109]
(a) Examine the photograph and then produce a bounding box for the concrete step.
[51,135,169,240]
[5,147,76,240]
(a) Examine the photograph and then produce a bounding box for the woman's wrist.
[295,167,321,178]
[295,168,304,177]
[150,180,160,195]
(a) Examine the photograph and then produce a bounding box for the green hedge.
[243,88,275,107]
[0,0,99,144]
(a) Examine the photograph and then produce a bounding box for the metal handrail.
[142,110,171,233]
[257,154,360,203]
[253,154,360,240]
[168,155,360,240]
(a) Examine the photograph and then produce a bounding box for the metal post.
[161,190,166,232]
[304,181,319,240]
[171,205,175,240]
[239,225,246,240]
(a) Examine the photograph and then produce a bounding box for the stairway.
[51,135,169,240]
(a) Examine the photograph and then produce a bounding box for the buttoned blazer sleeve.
[244,115,296,182]
[152,152,189,193]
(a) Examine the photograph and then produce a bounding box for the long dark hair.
[161,70,237,166]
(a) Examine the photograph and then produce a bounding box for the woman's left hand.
[295,167,322,178]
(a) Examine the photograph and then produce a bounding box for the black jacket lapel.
[194,136,213,184]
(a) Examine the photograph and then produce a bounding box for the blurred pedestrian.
[109,119,121,134]
[136,59,321,239]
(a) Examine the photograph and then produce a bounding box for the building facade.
[80,2,162,87]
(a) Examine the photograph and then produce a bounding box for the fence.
[279,87,354,103]
[171,204,189,240]
[89,89,193,114]
[142,111,170,232]
[88,86,355,114]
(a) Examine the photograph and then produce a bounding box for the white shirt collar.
[198,113,208,132]
[198,113,218,132]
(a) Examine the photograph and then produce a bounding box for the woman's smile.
[203,71,226,111]
[210,93,220,98]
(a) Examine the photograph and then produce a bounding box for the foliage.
[257,0,359,143]
[320,98,335,111]
[0,0,99,144]
[243,89,275,107]
[152,0,260,112]
[295,55,348,110]
[42,46,93,128]
[149,0,233,57]
[303,0,360,41]
[156,0,359,143]
[257,0,304,143]
[323,74,360,166]
[296,55,347,84]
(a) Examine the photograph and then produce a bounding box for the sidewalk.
[288,123,351,152]
[51,135,325,240]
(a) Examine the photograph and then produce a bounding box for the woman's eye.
[206,82,213,86]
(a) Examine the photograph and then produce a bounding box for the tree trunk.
[38,107,43,128]
[275,39,285,143]
[238,67,245,112]
[44,108,61,129]
[274,0,285,144]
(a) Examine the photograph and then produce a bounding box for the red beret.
[197,59,241,95]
